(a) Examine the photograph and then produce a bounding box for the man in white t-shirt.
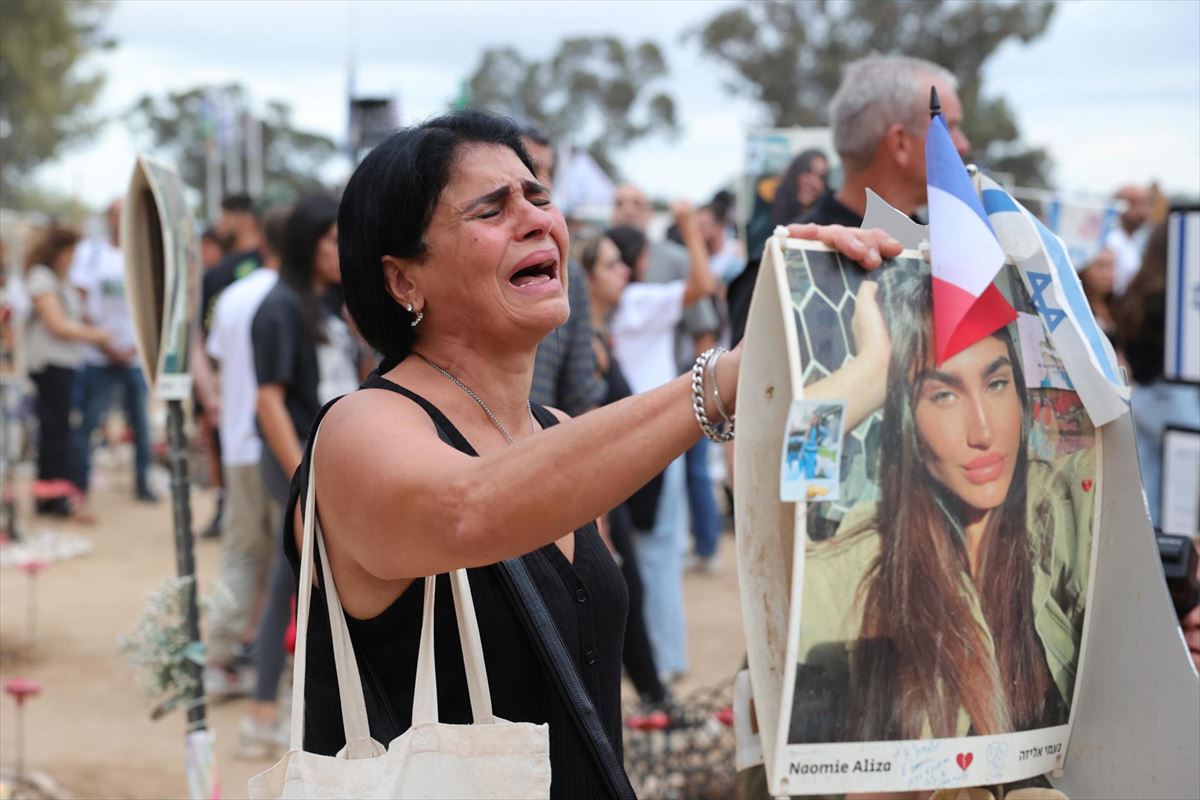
[1105,184,1150,297]
[202,206,288,698]
[608,195,721,680]
[70,199,157,502]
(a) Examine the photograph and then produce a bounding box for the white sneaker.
[234,716,289,761]
[203,664,255,700]
[685,552,722,575]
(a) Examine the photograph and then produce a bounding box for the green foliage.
[128,84,339,210]
[119,576,205,720]
[0,0,114,202]
[693,0,1057,187]
[5,183,92,224]
[464,36,678,178]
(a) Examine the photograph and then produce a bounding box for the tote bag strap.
[291,421,497,756]
[410,569,496,726]
[498,556,636,800]
[290,422,378,757]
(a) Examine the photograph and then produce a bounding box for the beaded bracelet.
[691,347,735,443]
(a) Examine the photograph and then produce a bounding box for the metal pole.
[166,399,206,730]
[13,700,25,793]
[245,112,264,199]
[224,92,244,195]
[26,572,36,648]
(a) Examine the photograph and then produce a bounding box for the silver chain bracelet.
[691,347,735,443]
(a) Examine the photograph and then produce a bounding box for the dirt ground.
[0,455,746,799]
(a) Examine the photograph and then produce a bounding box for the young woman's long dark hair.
[280,194,339,344]
[842,266,1053,740]
[1115,221,1169,385]
[770,149,826,226]
[605,225,647,281]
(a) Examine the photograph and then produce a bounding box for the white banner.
[1164,208,1200,384]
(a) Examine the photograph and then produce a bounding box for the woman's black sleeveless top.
[282,372,629,798]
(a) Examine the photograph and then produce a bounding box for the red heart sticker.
[1081,479,1093,492]
[956,752,973,771]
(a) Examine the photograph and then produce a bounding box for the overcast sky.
[35,0,1200,209]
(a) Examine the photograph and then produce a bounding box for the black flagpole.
[166,397,205,731]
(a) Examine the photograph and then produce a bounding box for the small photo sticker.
[780,399,846,503]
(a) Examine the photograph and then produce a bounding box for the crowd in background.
[1,52,1197,762]
[2,199,156,525]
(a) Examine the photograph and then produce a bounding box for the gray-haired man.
[729,53,969,349]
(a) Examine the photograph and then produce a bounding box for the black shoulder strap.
[512,405,636,799]
[497,556,636,800]
[361,373,480,454]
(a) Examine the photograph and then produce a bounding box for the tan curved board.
[1054,413,1199,800]
[735,234,806,787]
[734,232,1199,798]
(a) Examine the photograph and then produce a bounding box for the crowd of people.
[3,199,157,525]
[0,50,1196,795]
[1077,185,1200,531]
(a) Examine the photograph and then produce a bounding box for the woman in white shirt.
[603,202,718,680]
[23,228,109,520]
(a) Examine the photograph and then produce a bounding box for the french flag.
[926,112,1016,364]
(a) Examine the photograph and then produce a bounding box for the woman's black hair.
[605,225,647,281]
[338,109,535,366]
[280,194,340,344]
[770,149,827,226]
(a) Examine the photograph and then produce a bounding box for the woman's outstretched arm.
[314,225,901,583]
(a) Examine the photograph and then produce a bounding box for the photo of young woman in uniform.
[787,260,1097,745]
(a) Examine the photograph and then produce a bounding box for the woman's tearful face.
[421,143,570,345]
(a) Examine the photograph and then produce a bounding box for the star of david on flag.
[1026,271,1068,332]
[925,102,1017,364]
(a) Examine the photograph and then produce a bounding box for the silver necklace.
[416,353,536,444]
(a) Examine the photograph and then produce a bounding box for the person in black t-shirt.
[252,195,359,492]
[239,193,360,758]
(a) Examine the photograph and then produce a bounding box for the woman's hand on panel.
[787,223,903,271]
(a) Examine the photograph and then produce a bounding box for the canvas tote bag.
[249,425,552,799]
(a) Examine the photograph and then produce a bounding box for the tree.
[464,36,678,178]
[692,0,1057,187]
[128,84,340,212]
[0,0,113,202]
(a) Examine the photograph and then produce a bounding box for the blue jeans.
[685,436,721,558]
[73,364,152,494]
[1130,379,1200,529]
[633,458,688,674]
